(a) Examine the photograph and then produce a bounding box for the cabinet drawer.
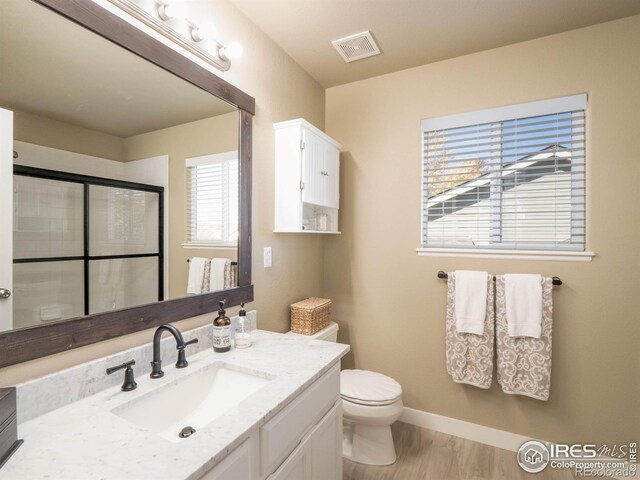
[260,363,340,475]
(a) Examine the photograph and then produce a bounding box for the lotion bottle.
[235,303,251,349]
[213,300,231,353]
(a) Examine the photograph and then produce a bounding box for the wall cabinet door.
[267,434,311,480]
[301,128,328,207]
[310,401,342,480]
[323,145,339,209]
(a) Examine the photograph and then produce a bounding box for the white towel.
[187,257,207,295]
[505,274,543,338]
[454,270,489,335]
[209,258,230,292]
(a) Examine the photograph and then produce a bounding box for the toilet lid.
[340,370,402,406]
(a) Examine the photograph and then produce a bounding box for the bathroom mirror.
[0,0,254,367]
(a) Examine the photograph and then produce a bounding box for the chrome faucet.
[150,324,198,379]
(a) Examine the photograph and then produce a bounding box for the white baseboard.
[399,406,530,452]
[399,407,635,480]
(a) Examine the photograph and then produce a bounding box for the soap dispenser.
[213,300,231,353]
[235,302,251,349]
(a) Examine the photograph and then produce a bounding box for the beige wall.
[11,109,124,160]
[0,0,325,385]
[324,15,640,444]
[124,112,239,299]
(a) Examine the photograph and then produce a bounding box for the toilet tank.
[286,321,339,342]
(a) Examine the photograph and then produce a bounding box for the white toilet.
[286,322,403,466]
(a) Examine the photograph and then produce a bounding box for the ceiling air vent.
[331,31,381,63]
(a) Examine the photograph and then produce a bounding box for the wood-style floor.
[343,422,577,480]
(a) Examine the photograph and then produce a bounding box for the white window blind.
[186,152,238,246]
[421,94,586,251]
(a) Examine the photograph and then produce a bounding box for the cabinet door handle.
[320,171,329,176]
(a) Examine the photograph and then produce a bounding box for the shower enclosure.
[13,166,163,329]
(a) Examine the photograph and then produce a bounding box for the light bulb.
[191,23,216,42]
[158,2,187,21]
[219,41,243,60]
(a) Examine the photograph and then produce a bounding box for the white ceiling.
[0,0,235,138]
[231,0,640,87]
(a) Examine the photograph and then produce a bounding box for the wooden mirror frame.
[0,0,254,368]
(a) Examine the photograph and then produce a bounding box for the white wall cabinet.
[274,119,342,234]
[198,363,342,480]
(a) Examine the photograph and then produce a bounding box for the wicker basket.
[290,297,332,335]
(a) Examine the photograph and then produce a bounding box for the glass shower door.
[12,167,164,329]
[88,185,161,313]
[13,175,85,329]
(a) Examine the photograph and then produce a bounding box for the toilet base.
[342,419,397,466]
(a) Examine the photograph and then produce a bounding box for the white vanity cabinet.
[266,401,342,480]
[266,432,312,480]
[274,119,342,234]
[308,401,342,480]
[200,440,253,480]
[198,363,343,480]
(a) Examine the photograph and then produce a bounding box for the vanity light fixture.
[108,0,242,72]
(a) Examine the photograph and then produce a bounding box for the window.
[185,151,238,247]
[421,95,586,254]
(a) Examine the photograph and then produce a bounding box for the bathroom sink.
[112,362,272,442]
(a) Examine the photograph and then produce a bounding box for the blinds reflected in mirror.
[186,152,239,246]
[421,94,586,250]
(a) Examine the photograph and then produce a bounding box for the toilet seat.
[340,370,402,407]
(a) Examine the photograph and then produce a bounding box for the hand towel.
[223,261,233,289]
[187,257,207,295]
[496,276,553,400]
[202,260,211,292]
[445,272,494,389]
[505,273,543,338]
[209,258,230,292]
[454,270,489,335]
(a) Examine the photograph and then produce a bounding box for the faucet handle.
[106,360,137,392]
[176,338,199,369]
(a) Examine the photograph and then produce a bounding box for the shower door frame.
[13,165,164,319]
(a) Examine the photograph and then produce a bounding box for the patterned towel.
[223,260,233,289]
[445,273,495,389]
[202,261,211,292]
[495,276,553,401]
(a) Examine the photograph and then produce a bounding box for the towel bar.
[187,259,238,266]
[437,270,562,286]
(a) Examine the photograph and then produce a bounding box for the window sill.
[181,243,237,250]
[416,247,595,262]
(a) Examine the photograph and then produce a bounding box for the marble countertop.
[3,330,349,480]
